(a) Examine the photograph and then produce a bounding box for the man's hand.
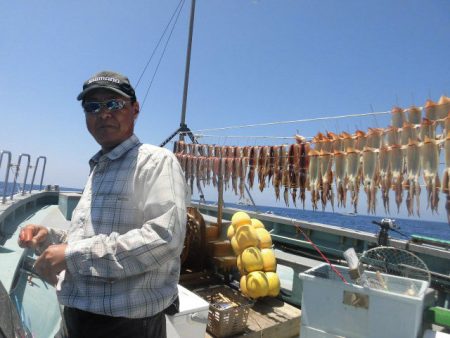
[18,224,49,248]
[34,244,68,285]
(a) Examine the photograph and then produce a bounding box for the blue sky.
[1,1,449,223]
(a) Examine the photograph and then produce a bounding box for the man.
[19,71,189,338]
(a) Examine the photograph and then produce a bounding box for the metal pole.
[179,0,196,141]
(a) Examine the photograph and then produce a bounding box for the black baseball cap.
[77,71,136,101]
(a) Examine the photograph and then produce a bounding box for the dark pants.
[58,307,166,338]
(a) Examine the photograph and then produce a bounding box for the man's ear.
[133,101,140,120]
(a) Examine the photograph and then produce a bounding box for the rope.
[140,0,186,111]
[135,0,185,88]
[291,220,348,284]
[187,133,301,140]
[193,110,392,133]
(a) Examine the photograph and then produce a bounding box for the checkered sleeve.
[65,150,188,280]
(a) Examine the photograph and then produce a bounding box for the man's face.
[83,89,139,152]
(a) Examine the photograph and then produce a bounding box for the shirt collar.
[89,134,141,168]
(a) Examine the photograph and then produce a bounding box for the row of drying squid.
[173,95,450,221]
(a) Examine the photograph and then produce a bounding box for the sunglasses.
[82,99,129,115]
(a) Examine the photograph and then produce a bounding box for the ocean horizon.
[195,200,450,241]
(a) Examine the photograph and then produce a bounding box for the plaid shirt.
[50,135,189,318]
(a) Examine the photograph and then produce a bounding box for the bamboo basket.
[194,285,253,337]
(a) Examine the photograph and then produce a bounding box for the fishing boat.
[2,1,450,337]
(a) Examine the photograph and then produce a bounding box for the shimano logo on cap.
[88,76,120,84]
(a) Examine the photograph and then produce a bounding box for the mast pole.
[179,0,196,141]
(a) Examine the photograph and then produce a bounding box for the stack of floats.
[174,95,450,222]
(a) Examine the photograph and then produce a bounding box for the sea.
[2,181,448,241]
[196,200,450,241]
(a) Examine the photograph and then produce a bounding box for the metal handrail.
[19,154,31,195]
[0,150,12,204]
[10,153,31,200]
[29,156,47,192]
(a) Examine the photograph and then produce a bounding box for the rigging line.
[183,133,302,140]
[140,0,186,111]
[135,0,185,89]
[193,110,392,133]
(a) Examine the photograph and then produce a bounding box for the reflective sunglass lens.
[105,99,124,111]
[83,99,127,114]
[83,102,101,113]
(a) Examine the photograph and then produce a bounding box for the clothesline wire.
[193,110,394,133]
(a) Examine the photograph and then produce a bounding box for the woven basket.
[194,285,253,337]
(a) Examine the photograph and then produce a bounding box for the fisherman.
[19,70,189,338]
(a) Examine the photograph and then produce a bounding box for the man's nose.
[97,107,112,118]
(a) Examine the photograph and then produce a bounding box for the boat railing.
[29,156,47,193]
[0,150,12,204]
[0,151,47,204]
[11,153,31,198]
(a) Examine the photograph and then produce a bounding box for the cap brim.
[77,85,132,101]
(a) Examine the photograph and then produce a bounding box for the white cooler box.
[299,263,429,338]
[166,285,209,338]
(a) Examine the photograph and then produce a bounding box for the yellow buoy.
[265,272,281,297]
[226,224,235,239]
[250,218,265,229]
[240,275,248,295]
[241,246,263,272]
[260,248,277,272]
[236,254,245,275]
[231,211,251,229]
[255,228,272,249]
[235,224,259,250]
[231,236,242,255]
[246,271,269,299]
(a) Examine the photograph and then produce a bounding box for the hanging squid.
[421,137,440,213]
[345,147,360,213]
[334,151,347,208]
[273,145,282,201]
[355,130,367,151]
[437,95,450,130]
[327,131,340,153]
[384,126,400,147]
[196,156,204,194]
[401,122,418,146]
[267,146,276,185]
[288,143,300,206]
[239,157,248,199]
[391,106,406,128]
[281,145,291,206]
[247,146,258,189]
[258,146,269,192]
[389,144,403,212]
[403,141,421,216]
[442,135,450,224]
[366,128,384,149]
[299,142,310,209]
[312,132,326,152]
[231,157,240,196]
[214,145,222,158]
[212,157,221,188]
[379,146,391,213]
[340,131,354,151]
[308,149,320,211]
[419,118,436,142]
[362,147,379,214]
[319,150,334,211]
[407,106,422,125]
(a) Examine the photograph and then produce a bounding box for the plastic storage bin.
[299,263,429,338]
[166,285,210,338]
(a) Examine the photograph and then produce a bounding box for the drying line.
[180,132,303,140]
[193,110,392,133]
